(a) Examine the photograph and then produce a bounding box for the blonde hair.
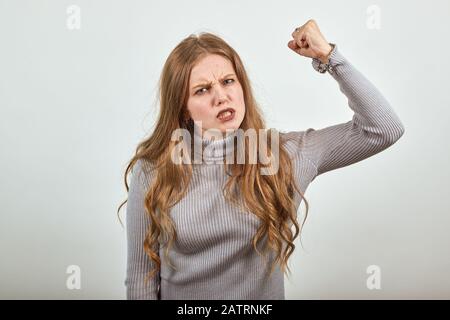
[117,32,309,285]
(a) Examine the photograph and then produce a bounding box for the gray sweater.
[124,44,405,300]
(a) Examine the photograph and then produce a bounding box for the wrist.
[318,43,333,64]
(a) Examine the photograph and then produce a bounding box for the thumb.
[287,40,299,51]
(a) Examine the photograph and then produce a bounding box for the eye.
[195,87,208,95]
[194,78,235,95]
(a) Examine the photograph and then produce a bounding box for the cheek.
[234,87,246,111]
[188,99,213,119]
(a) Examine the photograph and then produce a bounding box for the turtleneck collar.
[192,123,238,163]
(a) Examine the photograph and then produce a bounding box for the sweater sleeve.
[124,159,160,299]
[288,43,405,181]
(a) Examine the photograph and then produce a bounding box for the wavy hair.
[117,32,309,286]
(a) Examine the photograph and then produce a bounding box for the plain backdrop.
[0,0,449,299]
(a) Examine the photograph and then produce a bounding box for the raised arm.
[286,20,405,180]
[125,159,160,299]
[302,43,404,179]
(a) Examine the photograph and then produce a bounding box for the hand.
[287,19,333,64]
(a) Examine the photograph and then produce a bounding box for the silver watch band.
[312,43,337,74]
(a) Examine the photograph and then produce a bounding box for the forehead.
[190,54,234,83]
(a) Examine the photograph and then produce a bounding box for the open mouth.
[216,108,236,121]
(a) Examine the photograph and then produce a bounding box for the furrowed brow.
[192,73,236,90]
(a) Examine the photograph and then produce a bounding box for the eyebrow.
[191,73,236,91]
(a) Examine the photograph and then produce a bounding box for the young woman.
[118,19,405,300]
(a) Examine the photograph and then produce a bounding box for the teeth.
[218,110,232,119]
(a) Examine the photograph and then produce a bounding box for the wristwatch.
[312,43,337,74]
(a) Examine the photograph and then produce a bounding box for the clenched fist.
[287,19,333,64]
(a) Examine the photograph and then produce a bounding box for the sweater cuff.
[311,43,345,74]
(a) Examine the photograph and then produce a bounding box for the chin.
[222,115,243,129]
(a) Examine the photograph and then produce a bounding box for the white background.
[0,0,449,299]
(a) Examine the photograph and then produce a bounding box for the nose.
[213,84,228,106]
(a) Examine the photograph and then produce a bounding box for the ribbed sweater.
[124,44,405,300]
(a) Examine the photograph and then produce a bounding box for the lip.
[216,107,236,120]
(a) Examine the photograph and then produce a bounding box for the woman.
[118,19,405,300]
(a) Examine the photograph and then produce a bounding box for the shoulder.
[279,130,306,144]
[277,129,308,156]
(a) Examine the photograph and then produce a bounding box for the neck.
[192,123,238,163]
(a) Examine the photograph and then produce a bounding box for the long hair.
[117,32,309,285]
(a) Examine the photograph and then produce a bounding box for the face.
[186,54,245,139]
